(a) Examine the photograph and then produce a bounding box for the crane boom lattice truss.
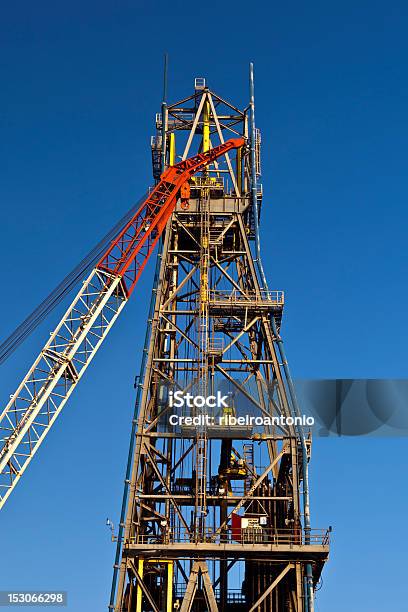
[0,139,243,510]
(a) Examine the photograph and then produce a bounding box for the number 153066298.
[0,592,67,606]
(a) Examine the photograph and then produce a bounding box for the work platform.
[124,542,329,563]
[121,528,330,561]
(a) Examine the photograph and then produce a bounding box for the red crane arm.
[0,137,245,509]
[98,137,245,296]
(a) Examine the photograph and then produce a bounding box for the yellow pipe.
[136,559,144,612]
[203,98,210,153]
[141,560,173,611]
[236,144,242,194]
[167,562,173,612]
[169,133,176,166]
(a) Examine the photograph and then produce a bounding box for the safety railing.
[215,590,246,604]
[118,527,330,547]
[155,112,195,130]
[174,586,245,604]
[195,77,206,90]
[191,176,224,190]
[208,337,224,354]
[209,289,284,307]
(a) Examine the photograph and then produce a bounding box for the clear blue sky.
[1,1,407,610]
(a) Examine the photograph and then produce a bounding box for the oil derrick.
[110,71,329,612]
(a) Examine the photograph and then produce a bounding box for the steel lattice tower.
[110,70,329,612]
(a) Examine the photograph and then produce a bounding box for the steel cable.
[0,193,147,365]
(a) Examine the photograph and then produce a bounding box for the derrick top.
[97,137,246,296]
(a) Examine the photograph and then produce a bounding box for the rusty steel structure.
[0,64,330,612]
[110,70,329,611]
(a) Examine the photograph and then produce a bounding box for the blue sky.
[1,1,408,610]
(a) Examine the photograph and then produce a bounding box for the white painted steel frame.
[0,268,127,508]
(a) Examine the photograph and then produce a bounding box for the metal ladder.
[194,193,211,539]
[243,443,255,494]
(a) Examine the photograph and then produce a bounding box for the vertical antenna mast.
[161,54,168,172]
